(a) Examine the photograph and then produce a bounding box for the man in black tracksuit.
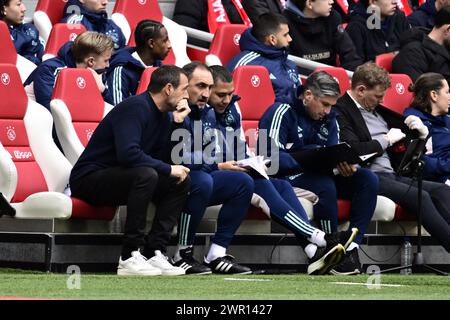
[283,0,363,71]
[392,6,450,83]
[345,0,410,62]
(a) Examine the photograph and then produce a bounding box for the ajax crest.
[1,73,10,86]
[76,77,86,89]
[233,34,241,46]
[6,126,16,141]
[395,83,405,95]
[251,75,260,87]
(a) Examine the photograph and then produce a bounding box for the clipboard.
[289,143,378,173]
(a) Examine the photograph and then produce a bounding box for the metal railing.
[182,25,353,78]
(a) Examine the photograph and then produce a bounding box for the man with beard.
[62,0,126,50]
[105,19,172,106]
[393,6,450,84]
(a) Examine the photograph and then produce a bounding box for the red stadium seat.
[111,0,189,66]
[0,64,116,220]
[314,66,350,95]
[0,21,37,83]
[50,68,113,165]
[383,73,413,114]
[43,23,87,61]
[375,52,396,73]
[205,24,248,66]
[233,65,275,152]
[136,67,158,95]
[33,0,68,44]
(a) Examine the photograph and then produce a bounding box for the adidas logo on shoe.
[205,255,252,275]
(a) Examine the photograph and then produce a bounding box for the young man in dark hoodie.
[408,0,450,29]
[70,65,191,276]
[61,0,126,50]
[0,0,44,65]
[392,5,450,84]
[283,0,363,71]
[25,31,113,111]
[227,12,301,105]
[345,0,410,62]
[104,19,172,106]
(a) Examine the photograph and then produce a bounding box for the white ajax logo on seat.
[233,34,241,46]
[138,0,147,5]
[395,83,405,95]
[85,128,94,141]
[251,75,260,87]
[69,33,78,41]
[6,126,16,141]
[76,77,86,89]
[1,73,10,86]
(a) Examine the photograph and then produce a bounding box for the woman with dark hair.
[0,0,44,65]
[404,72,450,183]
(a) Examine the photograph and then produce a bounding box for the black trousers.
[377,172,450,253]
[71,167,190,256]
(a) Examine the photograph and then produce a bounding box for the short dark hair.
[251,12,289,43]
[134,19,165,49]
[351,62,391,90]
[182,61,211,80]
[435,5,450,28]
[209,65,233,84]
[0,0,13,19]
[148,65,188,93]
[304,71,341,97]
[410,72,446,113]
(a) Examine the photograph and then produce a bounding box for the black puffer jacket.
[392,27,450,83]
[346,4,410,62]
[172,0,244,33]
[284,6,363,71]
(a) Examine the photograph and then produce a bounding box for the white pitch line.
[331,281,404,287]
[224,278,273,282]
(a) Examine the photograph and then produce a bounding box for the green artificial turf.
[1,268,450,300]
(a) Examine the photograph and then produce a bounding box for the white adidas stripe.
[285,213,314,236]
[286,211,316,235]
[269,104,290,149]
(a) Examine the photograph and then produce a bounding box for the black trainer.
[330,249,362,275]
[0,192,15,218]
[307,242,345,275]
[173,247,212,275]
[205,255,252,274]
[325,227,359,250]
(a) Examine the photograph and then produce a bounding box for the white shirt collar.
[347,90,371,112]
[131,51,150,68]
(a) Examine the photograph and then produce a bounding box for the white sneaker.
[117,251,162,276]
[148,250,186,276]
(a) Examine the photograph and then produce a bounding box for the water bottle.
[400,238,412,275]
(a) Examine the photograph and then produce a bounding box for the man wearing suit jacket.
[334,62,450,254]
